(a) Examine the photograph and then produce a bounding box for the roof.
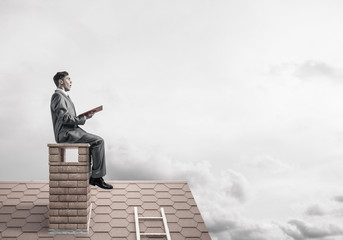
[0,181,212,240]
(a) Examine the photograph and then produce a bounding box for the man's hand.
[86,111,95,119]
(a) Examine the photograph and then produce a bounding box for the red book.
[78,105,103,117]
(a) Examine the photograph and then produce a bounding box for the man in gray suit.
[50,71,113,189]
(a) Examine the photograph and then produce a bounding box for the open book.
[78,105,103,117]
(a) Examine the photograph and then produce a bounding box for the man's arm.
[51,93,87,125]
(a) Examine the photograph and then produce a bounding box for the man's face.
[60,75,72,92]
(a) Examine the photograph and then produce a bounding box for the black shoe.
[89,177,113,189]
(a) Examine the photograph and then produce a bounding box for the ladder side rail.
[161,208,172,240]
[134,207,141,240]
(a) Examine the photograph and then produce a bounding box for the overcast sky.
[1,0,343,239]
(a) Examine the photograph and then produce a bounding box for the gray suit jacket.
[50,90,87,143]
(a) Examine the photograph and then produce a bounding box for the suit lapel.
[55,90,77,116]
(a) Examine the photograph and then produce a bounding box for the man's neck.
[56,87,69,96]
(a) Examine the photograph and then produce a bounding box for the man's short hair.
[53,71,69,87]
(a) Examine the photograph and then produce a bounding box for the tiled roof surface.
[0,181,212,240]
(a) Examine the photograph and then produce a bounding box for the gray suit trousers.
[72,133,106,178]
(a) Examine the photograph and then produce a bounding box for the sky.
[1,0,343,239]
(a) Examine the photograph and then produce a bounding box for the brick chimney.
[48,143,92,234]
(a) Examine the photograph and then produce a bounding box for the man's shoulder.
[51,90,66,99]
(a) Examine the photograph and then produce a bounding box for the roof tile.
[174,202,191,210]
[125,192,142,199]
[170,189,186,195]
[141,195,158,202]
[165,183,185,189]
[0,183,18,189]
[12,210,30,219]
[176,210,195,219]
[92,222,112,232]
[142,202,159,210]
[2,227,22,237]
[22,222,43,232]
[7,192,24,199]
[109,218,129,228]
[181,227,202,238]
[7,218,26,227]
[155,192,172,198]
[12,185,27,192]
[3,198,21,205]
[94,206,112,214]
[137,183,156,189]
[111,195,127,202]
[125,184,141,192]
[168,222,182,232]
[110,202,128,210]
[109,209,129,219]
[154,184,169,192]
[17,232,39,240]
[126,198,143,206]
[109,227,130,237]
[26,214,45,223]
[94,214,112,223]
[140,189,156,195]
[90,232,112,240]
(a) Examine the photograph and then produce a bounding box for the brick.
[50,174,68,181]
[49,223,59,229]
[77,224,88,229]
[49,155,61,162]
[49,209,59,216]
[49,147,60,155]
[49,202,68,209]
[68,173,88,181]
[59,195,78,202]
[60,166,78,173]
[59,209,78,216]
[49,188,68,195]
[78,148,89,155]
[77,181,88,188]
[77,209,88,216]
[77,166,89,173]
[49,195,59,202]
[49,181,59,188]
[69,202,88,209]
[68,188,87,195]
[59,224,78,230]
[68,216,88,223]
[78,154,89,162]
[49,166,60,173]
[77,195,88,202]
[59,181,77,188]
[49,216,68,224]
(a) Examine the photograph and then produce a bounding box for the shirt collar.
[56,88,69,97]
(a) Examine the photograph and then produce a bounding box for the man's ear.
[59,79,63,86]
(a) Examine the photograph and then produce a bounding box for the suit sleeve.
[51,93,86,126]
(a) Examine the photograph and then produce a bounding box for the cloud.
[241,154,292,174]
[293,61,337,79]
[280,219,343,240]
[269,60,343,82]
[333,196,343,203]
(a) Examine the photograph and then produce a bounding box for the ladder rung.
[140,233,167,236]
[139,217,163,220]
